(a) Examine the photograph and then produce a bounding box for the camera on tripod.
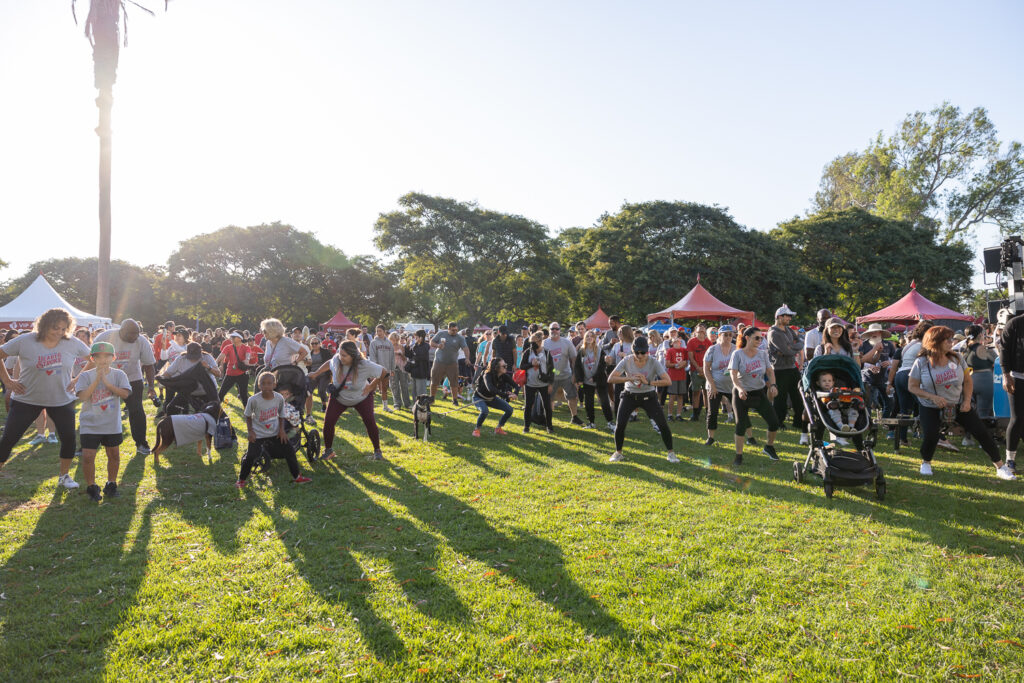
[983,236,1024,321]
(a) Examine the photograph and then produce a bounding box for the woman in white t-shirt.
[261,318,308,371]
[728,326,781,466]
[908,326,1014,480]
[309,341,387,461]
[0,309,91,489]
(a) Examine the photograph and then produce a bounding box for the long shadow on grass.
[240,474,472,662]
[0,451,153,679]
[350,467,629,640]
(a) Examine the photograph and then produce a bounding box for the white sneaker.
[58,473,79,490]
[961,435,975,447]
[46,434,59,444]
[919,462,933,476]
[937,439,959,452]
[607,421,616,431]
[799,433,809,446]
[28,435,46,446]
[383,406,394,413]
[996,465,1017,481]
[666,452,680,463]
[609,452,624,462]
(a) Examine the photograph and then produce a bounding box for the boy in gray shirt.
[75,341,133,502]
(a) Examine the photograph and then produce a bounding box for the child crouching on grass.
[237,372,311,488]
[76,341,132,502]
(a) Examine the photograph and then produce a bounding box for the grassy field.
[1,391,1023,681]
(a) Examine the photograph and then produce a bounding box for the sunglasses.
[751,336,762,341]
[635,351,648,355]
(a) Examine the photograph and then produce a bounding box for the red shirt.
[665,347,688,381]
[686,337,713,371]
[322,338,337,352]
[221,343,249,377]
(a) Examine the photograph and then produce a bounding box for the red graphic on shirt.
[931,364,960,390]
[742,357,764,376]
[36,352,62,376]
[258,406,279,430]
[114,350,131,369]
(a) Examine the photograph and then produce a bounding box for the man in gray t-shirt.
[95,319,158,454]
[544,322,584,425]
[429,322,469,403]
[368,325,397,412]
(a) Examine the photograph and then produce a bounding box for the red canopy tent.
[320,309,359,332]
[584,307,611,329]
[648,283,755,325]
[856,286,972,325]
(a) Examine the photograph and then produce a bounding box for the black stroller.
[262,364,320,466]
[157,363,219,416]
[795,354,886,500]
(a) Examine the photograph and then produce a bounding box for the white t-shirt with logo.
[704,343,735,393]
[245,391,286,439]
[329,357,385,406]
[543,337,577,376]
[1,335,91,406]
[94,329,156,383]
[728,348,771,392]
[76,368,131,434]
[910,356,966,409]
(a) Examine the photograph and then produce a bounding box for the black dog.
[412,395,434,441]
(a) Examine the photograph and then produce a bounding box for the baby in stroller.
[814,371,864,433]
[269,364,322,462]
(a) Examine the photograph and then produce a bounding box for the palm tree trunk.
[96,85,112,317]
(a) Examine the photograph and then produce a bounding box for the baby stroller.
[157,363,219,416]
[795,354,886,500]
[262,364,321,466]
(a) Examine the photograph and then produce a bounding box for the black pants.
[1006,378,1024,453]
[615,392,672,451]
[612,383,624,417]
[0,400,78,462]
[524,385,553,430]
[733,388,780,436]
[581,383,614,424]
[239,436,300,480]
[218,373,251,407]
[920,405,999,463]
[772,368,805,432]
[706,388,729,431]
[125,379,149,448]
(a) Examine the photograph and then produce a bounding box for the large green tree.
[813,103,1024,244]
[559,201,826,325]
[165,222,404,330]
[771,208,973,319]
[374,193,571,326]
[0,258,166,331]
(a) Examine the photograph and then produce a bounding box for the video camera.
[983,236,1024,322]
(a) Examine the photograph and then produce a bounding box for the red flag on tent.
[910,279,916,289]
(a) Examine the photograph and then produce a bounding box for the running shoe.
[322,448,335,460]
[46,434,59,444]
[762,444,779,461]
[799,433,809,446]
[1007,459,1016,472]
[472,429,481,437]
[292,475,312,484]
[607,421,616,431]
[919,462,933,476]
[732,454,743,466]
[937,439,959,452]
[58,473,79,490]
[370,450,385,461]
[996,465,1016,481]
[28,435,46,446]
[494,427,508,436]
[570,415,585,426]
[85,484,102,502]
[746,436,758,446]
[103,482,119,499]
[609,452,624,462]
[136,444,152,456]
[704,437,715,446]
[666,452,680,463]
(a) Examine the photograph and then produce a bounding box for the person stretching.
[472,358,516,437]
[237,372,312,487]
[728,326,781,465]
[606,336,678,463]
[310,340,388,461]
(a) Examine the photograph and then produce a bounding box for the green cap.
[90,341,115,355]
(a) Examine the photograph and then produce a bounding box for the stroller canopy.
[272,364,308,398]
[802,354,863,392]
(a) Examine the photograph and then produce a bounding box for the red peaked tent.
[856,286,972,324]
[584,307,611,329]
[648,283,755,325]
[321,309,358,331]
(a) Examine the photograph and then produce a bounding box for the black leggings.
[733,388,780,436]
[920,406,999,463]
[0,400,78,462]
[581,383,614,424]
[615,392,672,451]
[1006,378,1024,453]
[524,385,553,430]
[706,388,730,431]
[126,379,149,448]
[218,373,251,407]
[773,367,806,432]
[239,436,300,480]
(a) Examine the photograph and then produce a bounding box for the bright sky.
[1,0,1021,285]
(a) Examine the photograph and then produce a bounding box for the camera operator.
[999,311,1024,472]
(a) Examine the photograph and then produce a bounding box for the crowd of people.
[0,303,1019,501]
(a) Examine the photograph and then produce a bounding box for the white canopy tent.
[0,275,113,331]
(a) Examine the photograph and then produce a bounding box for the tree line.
[2,103,1019,332]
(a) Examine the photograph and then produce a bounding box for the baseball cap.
[775,304,796,317]
[718,325,736,334]
[90,341,115,355]
[631,336,650,354]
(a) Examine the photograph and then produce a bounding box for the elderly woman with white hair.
[260,318,308,371]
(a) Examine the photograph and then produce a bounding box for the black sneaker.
[570,415,585,426]
[762,444,779,461]
[732,454,743,466]
[667,415,675,422]
[103,481,119,498]
[86,484,102,502]
[746,436,758,446]
[704,437,715,446]
[690,412,700,422]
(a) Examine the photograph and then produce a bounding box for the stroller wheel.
[875,477,886,501]
[307,429,322,461]
[792,461,804,483]
[823,478,834,499]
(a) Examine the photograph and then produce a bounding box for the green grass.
[2,393,1024,681]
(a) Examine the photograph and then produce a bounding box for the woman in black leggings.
[606,336,677,463]
[0,309,91,488]
[909,325,1014,480]
[728,326,781,465]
